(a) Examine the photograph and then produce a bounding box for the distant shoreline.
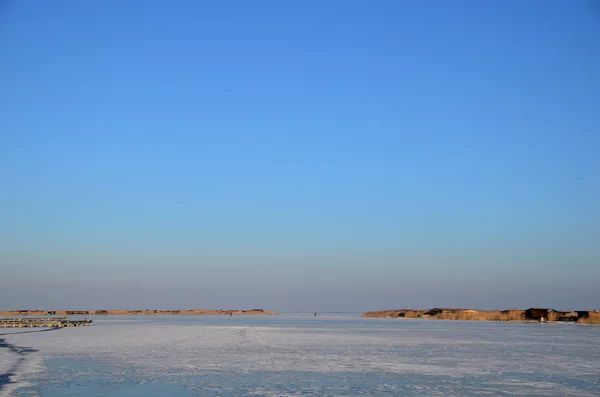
[0,309,278,316]
[362,308,600,324]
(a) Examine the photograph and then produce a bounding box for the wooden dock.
[0,317,92,328]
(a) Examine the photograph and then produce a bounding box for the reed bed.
[435,311,509,321]
[362,309,600,324]
[577,313,600,324]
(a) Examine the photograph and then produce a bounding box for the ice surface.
[1,331,44,397]
[0,349,18,375]
[2,315,600,396]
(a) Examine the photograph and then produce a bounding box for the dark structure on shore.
[425,308,458,316]
[549,310,577,322]
[525,308,549,321]
[397,310,422,318]
[577,311,591,319]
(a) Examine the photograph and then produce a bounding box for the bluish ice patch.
[14,357,600,397]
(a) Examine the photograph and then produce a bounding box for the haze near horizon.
[1,1,599,312]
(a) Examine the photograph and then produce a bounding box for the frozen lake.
[2,314,599,396]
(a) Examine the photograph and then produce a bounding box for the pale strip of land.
[362,308,600,324]
[0,309,278,316]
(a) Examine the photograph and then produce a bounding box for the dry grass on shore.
[433,310,530,321]
[435,311,508,321]
[362,309,526,321]
[362,309,600,324]
[577,313,600,324]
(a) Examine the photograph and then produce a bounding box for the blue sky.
[1,0,599,311]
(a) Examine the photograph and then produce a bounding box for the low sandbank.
[0,309,278,316]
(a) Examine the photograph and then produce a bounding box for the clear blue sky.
[1,0,599,311]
